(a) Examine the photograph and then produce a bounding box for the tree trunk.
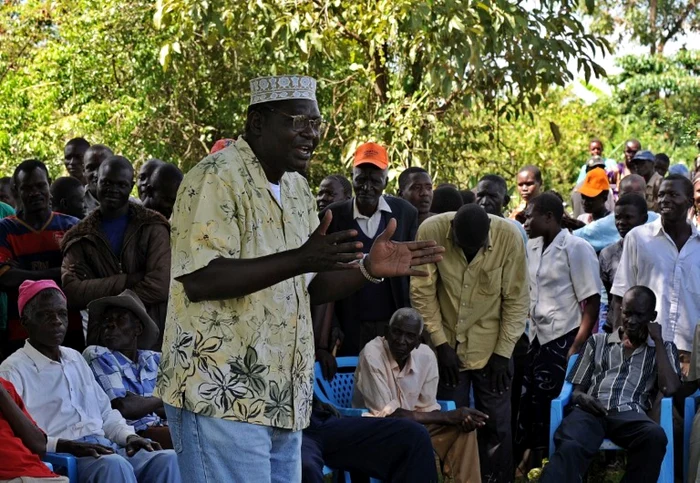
[649,0,658,55]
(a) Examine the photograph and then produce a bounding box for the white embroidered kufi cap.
[249,75,317,106]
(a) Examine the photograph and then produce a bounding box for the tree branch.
[660,0,699,51]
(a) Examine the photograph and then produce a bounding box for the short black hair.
[431,186,463,214]
[663,173,694,199]
[398,167,429,192]
[518,165,542,184]
[453,204,490,244]
[460,189,475,204]
[528,192,564,223]
[478,174,508,194]
[626,138,641,149]
[153,163,184,184]
[84,144,114,163]
[12,159,50,189]
[615,193,647,215]
[64,137,90,152]
[323,174,352,198]
[655,153,670,164]
[626,285,656,312]
[100,155,135,178]
[51,176,84,202]
[589,138,604,149]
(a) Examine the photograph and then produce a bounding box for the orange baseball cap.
[577,168,610,197]
[353,142,388,169]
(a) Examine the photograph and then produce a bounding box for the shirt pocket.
[476,267,502,299]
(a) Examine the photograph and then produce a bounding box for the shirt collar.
[607,328,651,352]
[22,340,77,372]
[382,337,416,374]
[353,196,392,220]
[530,228,567,252]
[650,217,699,239]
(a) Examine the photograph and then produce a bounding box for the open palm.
[367,218,444,278]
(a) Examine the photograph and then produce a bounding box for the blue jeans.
[164,404,302,483]
[74,435,180,483]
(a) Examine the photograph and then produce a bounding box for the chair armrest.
[338,407,368,417]
[438,400,456,411]
[683,390,700,482]
[43,452,77,479]
[659,397,674,483]
[549,381,574,458]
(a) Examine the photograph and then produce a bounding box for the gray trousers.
[437,362,514,483]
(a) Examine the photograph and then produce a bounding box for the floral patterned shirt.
[156,137,319,431]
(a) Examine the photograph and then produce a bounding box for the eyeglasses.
[261,105,327,134]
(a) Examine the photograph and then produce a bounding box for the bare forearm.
[573,295,601,351]
[0,267,61,290]
[309,270,367,305]
[0,389,46,455]
[654,341,681,396]
[390,407,448,425]
[112,396,164,420]
[179,251,306,302]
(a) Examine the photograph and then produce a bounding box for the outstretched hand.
[365,218,444,278]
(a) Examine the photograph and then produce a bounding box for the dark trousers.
[437,363,513,483]
[301,413,438,483]
[541,408,667,483]
[511,334,530,436]
[516,329,577,455]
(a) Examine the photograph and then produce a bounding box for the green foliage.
[588,0,700,54]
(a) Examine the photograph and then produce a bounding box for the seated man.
[83,290,170,449]
[302,396,438,483]
[541,286,680,483]
[0,280,180,483]
[353,308,486,483]
[0,377,68,482]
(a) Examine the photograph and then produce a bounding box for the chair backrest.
[314,357,360,409]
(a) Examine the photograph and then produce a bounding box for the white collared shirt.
[0,341,136,452]
[353,196,392,238]
[612,218,700,352]
[528,229,602,344]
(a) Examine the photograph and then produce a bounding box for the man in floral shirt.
[156,75,444,482]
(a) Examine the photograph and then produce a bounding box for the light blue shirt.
[574,211,660,253]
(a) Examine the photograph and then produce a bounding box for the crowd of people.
[1,74,700,483]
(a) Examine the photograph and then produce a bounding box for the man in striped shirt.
[542,286,681,483]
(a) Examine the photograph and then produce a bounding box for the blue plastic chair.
[549,354,674,483]
[683,389,700,482]
[314,356,457,483]
[42,452,78,482]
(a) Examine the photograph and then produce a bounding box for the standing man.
[323,142,418,355]
[137,159,165,202]
[612,174,700,375]
[571,157,615,219]
[515,193,602,472]
[576,167,612,225]
[142,164,183,220]
[655,153,671,177]
[623,138,642,170]
[398,167,434,226]
[411,204,528,483]
[0,178,16,210]
[83,144,114,212]
[628,150,663,211]
[50,177,87,220]
[63,138,90,185]
[0,160,82,358]
[61,156,171,350]
[316,175,352,212]
[156,75,444,482]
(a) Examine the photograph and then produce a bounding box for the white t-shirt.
[269,182,282,206]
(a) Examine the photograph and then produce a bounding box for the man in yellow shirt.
[157,75,444,483]
[411,204,529,483]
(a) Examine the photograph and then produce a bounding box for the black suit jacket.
[321,196,418,352]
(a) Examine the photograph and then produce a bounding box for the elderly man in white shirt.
[0,280,180,483]
[612,174,700,376]
[515,192,602,473]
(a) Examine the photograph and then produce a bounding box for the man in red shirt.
[0,377,68,482]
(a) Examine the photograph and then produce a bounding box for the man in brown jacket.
[61,156,171,350]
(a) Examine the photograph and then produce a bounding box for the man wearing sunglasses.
[157,75,445,483]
